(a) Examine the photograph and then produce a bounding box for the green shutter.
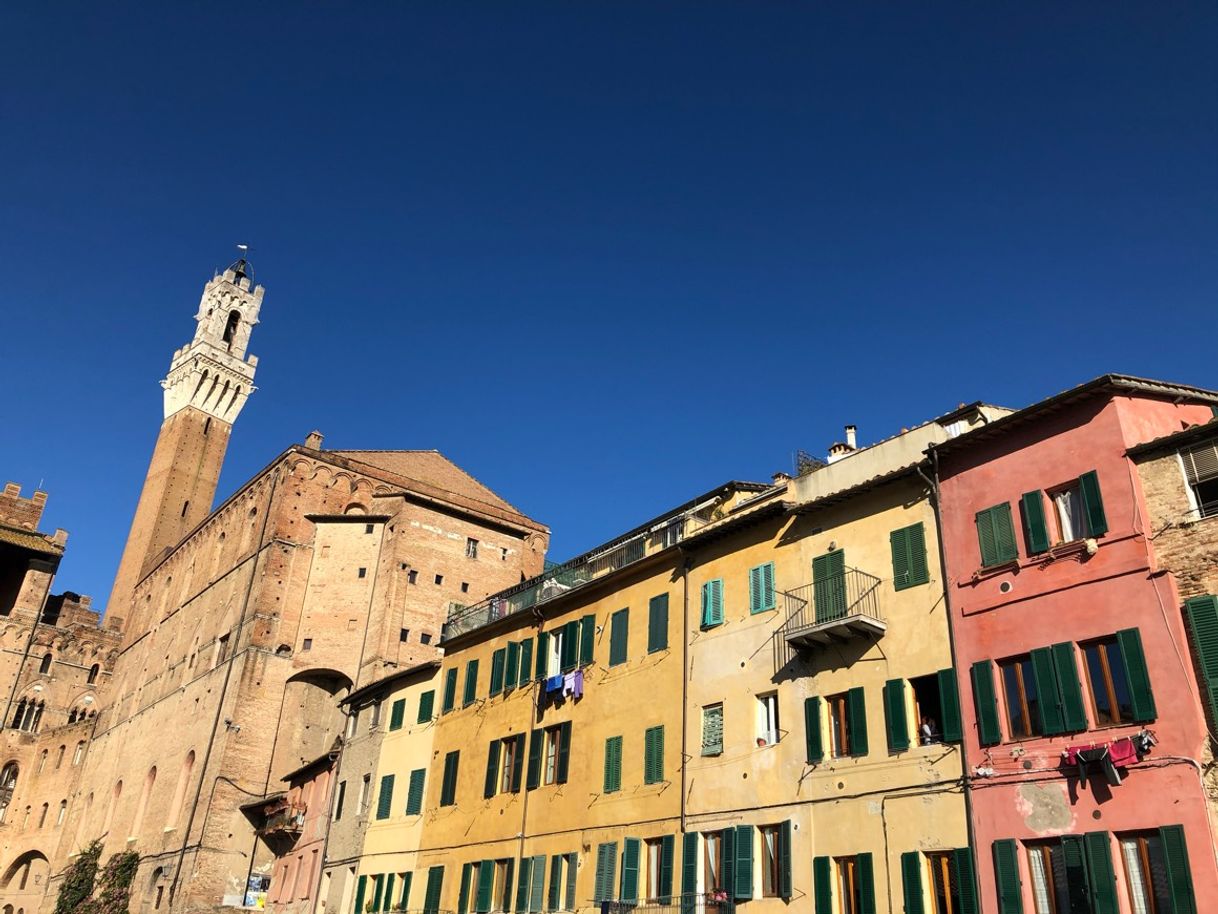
[388,698,405,731]
[529,855,546,912]
[733,825,753,900]
[857,852,876,914]
[644,725,664,784]
[535,632,549,680]
[565,853,578,911]
[778,820,792,900]
[993,840,1022,914]
[813,550,847,621]
[847,686,868,756]
[805,696,824,763]
[511,733,526,792]
[701,579,724,628]
[399,872,412,910]
[812,856,831,914]
[417,689,435,723]
[505,641,520,691]
[1083,832,1118,914]
[681,833,698,913]
[423,866,444,914]
[977,503,1018,566]
[519,638,534,684]
[442,668,457,713]
[1061,836,1091,913]
[749,563,775,612]
[1117,628,1158,722]
[376,774,395,819]
[354,875,367,914]
[659,834,675,903]
[609,608,629,666]
[721,827,736,900]
[971,660,1002,746]
[547,855,563,911]
[1159,824,1199,914]
[1020,491,1050,554]
[383,874,396,912]
[1184,595,1218,730]
[561,619,579,672]
[648,594,669,652]
[483,740,501,799]
[372,875,384,913]
[490,649,505,696]
[440,751,459,806]
[952,847,979,914]
[1030,647,1066,735]
[901,851,924,914]
[405,768,425,815]
[937,668,963,743]
[501,861,514,914]
[1078,470,1108,536]
[526,729,543,790]
[475,861,494,914]
[594,842,618,902]
[457,864,472,914]
[516,858,532,912]
[603,736,623,793]
[620,838,640,903]
[891,524,929,590]
[884,679,910,752]
[556,721,572,784]
[1052,642,1088,732]
[463,659,479,707]
[580,614,596,665]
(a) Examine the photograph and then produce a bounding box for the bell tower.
[105,257,263,633]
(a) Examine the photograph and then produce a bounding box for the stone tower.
[104,258,262,637]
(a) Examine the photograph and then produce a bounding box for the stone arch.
[273,669,352,778]
[0,851,48,892]
[343,503,367,515]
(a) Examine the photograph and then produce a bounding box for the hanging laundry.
[545,675,564,694]
[572,669,584,699]
[1107,736,1138,768]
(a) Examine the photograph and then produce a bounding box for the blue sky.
[1,4,1215,609]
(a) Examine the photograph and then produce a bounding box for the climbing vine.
[54,839,101,914]
[90,850,140,914]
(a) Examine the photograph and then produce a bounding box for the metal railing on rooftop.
[441,514,715,641]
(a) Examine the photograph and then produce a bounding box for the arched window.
[38,654,51,674]
[87,664,100,685]
[167,751,194,831]
[101,780,121,839]
[37,750,47,774]
[72,792,92,853]
[222,310,241,347]
[54,746,65,769]
[10,699,24,729]
[73,741,86,766]
[0,763,18,822]
[37,803,48,829]
[131,766,156,838]
[29,701,44,732]
[56,800,66,827]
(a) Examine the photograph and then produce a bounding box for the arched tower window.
[38,654,52,674]
[131,766,156,838]
[55,746,65,769]
[222,310,241,348]
[0,763,18,822]
[101,780,121,839]
[87,663,100,684]
[167,750,194,830]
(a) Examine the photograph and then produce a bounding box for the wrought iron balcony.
[773,568,885,666]
[257,803,306,837]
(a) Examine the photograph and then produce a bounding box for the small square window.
[466,538,479,559]
[461,582,470,593]
[407,569,418,584]
[357,567,367,579]
[400,629,410,643]
[365,524,374,534]
[501,547,508,561]
[420,633,432,645]
[302,638,313,652]
[435,574,444,585]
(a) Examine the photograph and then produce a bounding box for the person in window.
[920,715,940,745]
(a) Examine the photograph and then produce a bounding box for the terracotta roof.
[0,524,63,557]
[327,450,522,514]
[341,660,441,707]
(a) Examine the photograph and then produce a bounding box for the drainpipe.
[678,551,692,835]
[918,452,980,862]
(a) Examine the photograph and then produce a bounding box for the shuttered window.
[579,615,596,665]
[890,523,930,590]
[992,840,1022,914]
[505,642,520,692]
[846,687,868,756]
[976,502,1019,567]
[1158,824,1199,914]
[528,855,546,913]
[1082,630,1157,726]
[971,660,1002,746]
[1021,491,1050,555]
[457,863,472,914]
[701,579,724,628]
[812,550,847,622]
[565,852,579,911]
[701,704,724,756]
[474,861,495,914]
[620,838,641,904]
[953,846,979,914]
[441,668,457,713]
[535,632,549,680]
[547,854,563,911]
[938,668,963,743]
[483,740,501,799]
[1181,439,1218,518]
[644,725,664,784]
[804,696,823,763]
[594,842,618,902]
[489,649,506,697]
[812,856,831,914]
[519,639,534,685]
[526,729,543,790]
[1185,595,1218,731]
[561,619,579,673]
[556,721,572,784]
[515,858,532,912]
[463,659,479,707]
[422,866,444,914]
[681,833,698,911]
[439,751,459,807]
[1078,470,1109,537]
[388,698,405,731]
[376,774,394,819]
[603,735,623,793]
[648,594,669,653]
[353,875,367,914]
[405,768,426,815]
[749,562,776,613]
[900,852,924,914]
[884,678,910,752]
[733,824,754,900]
[417,689,435,723]
[609,608,629,666]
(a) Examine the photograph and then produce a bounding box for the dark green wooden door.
[813,550,846,622]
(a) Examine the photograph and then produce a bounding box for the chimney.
[304,430,324,450]
[771,472,791,486]
[845,425,857,449]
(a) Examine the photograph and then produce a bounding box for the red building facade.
[933,377,1217,914]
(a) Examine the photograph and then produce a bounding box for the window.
[346,708,359,738]
[543,727,564,785]
[434,574,444,585]
[701,704,724,756]
[38,750,47,773]
[405,768,426,815]
[1119,833,1172,914]
[466,538,479,559]
[609,608,629,666]
[1049,483,1090,543]
[388,698,406,731]
[369,700,382,730]
[1082,637,1134,726]
[365,523,374,533]
[976,503,1018,566]
[357,567,367,579]
[644,839,664,902]
[926,851,962,914]
[215,633,230,667]
[827,690,867,757]
[39,653,52,674]
[420,632,432,645]
[999,655,1042,739]
[376,774,395,820]
[461,581,470,593]
[463,659,479,707]
[647,594,669,653]
[499,737,519,794]
[603,736,622,793]
[407,569,418,584]
[910,674,944,744]
[701,580,724,628]
[56,800,67,827]
[55,745,65,768]
[417,690,435,723]
[439,751,460,806]
[302,638,312,651]
[837,856,867,914]
[72,742,85,766]
[760,825,781,897]
[890,523,930,589]
[593,843,618,903]
[643,725,664,784]
[749,562,776,613]
[757,693,779,747]
[1180,439,1218,519]
[333,780,346,821]
[400,628,410,642]
[704,833,723,893]
[87,663,100,684]
[358,774,371,816]
[442,668,458,713]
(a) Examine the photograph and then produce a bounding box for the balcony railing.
[772,568,885,670]
[600,893,734,914]
[442,514,713,641]
[257,804,306,836]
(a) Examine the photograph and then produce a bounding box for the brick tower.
[104,257,262,637]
